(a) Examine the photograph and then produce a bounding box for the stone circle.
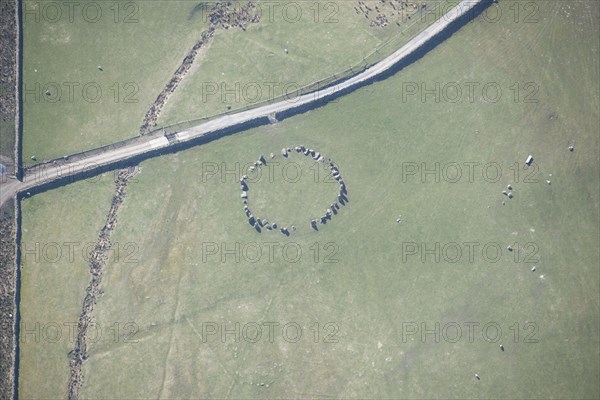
[239,145,348,235]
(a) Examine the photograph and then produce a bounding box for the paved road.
[0,0,485,207]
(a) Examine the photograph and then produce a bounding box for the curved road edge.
[0,0,491,207]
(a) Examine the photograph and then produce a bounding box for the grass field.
[17,0,599,398]
[21,0,422,162]
[18,175,115,399]
[17,0,435,396]
[21,0,210,162]
[157,0,439,127]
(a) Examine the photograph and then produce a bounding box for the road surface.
[0,0,486,207]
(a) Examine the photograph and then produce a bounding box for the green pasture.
[17,0,599,398]
[21,0,424,162]
[21,0,209,161]
[18,174,115,399]
[158,0,439,127]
